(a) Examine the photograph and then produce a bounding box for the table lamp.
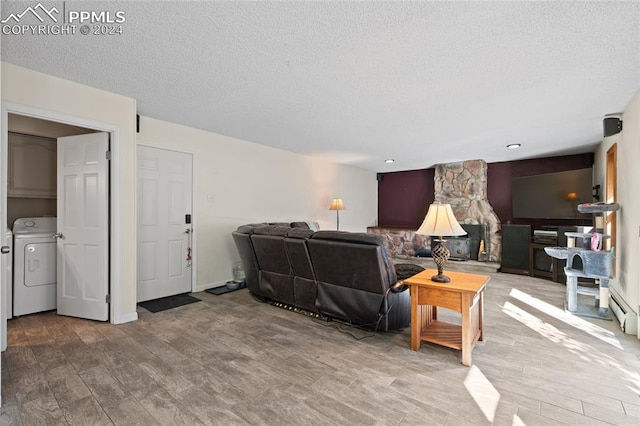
[416,202,467,282]
[328,198,345,230]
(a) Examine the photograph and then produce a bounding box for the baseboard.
[196,280,228,293]
[113,312,138,325]
[609,288,638,336]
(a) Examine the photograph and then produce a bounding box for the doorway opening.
[605,144,617,252]
[5,113,110,322]
[1,103,123,354]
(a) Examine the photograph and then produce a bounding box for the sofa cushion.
[291,221,320,231]
[251,230,294,304]
[284,233,315,280]
[316,282,384,325]
[236,224,257,234]
[253,225,291,237]
[284,230,317,312]
[311,231,385,246]
[308,240,390,294]
[287,228,315,239]
[232,231,262,296]
[311,231,396,285]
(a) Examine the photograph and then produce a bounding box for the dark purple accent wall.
[377,168,434,227]
[378,154,593,228]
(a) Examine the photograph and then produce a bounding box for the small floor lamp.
[329,198,345,230]
[416,202,467,283]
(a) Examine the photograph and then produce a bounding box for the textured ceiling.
[2,1,639,172]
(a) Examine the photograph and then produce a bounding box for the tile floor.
[1,272,639,425]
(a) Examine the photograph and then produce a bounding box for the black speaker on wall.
[603,115,622,137]
[583,152,594,166]
[501,224,531,275]
[376,173,384,182]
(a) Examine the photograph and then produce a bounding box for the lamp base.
[431,238,451,283]
[431,273,451,283]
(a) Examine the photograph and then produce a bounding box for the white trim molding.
[610,287,638,336]
[113,312,138,325]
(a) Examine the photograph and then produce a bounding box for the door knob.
[1,246,9,254]
[52,232,64,239]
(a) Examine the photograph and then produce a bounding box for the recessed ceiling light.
[385,159,395,163]
[506,144,521,149]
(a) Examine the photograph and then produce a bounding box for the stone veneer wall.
[434,159,502,261]
[367,227,430,257]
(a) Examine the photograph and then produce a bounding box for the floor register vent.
[609,291,638,335]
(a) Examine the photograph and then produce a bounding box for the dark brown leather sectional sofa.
[232,223,410,331]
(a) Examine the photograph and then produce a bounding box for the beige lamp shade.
[329,198,346,211]
[416,202,466,237]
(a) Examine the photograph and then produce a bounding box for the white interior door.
[137,146,193,302]
[0,235,7,352]
[57,132,109,321]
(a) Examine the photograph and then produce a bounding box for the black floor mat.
[138,293,201,313]
[205,281,246,295]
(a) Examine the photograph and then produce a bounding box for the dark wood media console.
[501,225,580,283]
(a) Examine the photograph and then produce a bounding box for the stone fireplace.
[369,159,502,263]
[434,159,501,261]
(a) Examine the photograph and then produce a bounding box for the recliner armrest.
[390,281,408,293]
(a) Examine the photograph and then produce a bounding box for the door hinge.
[106,150,112,161]
[106,294,111,304]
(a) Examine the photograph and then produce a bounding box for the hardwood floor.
[2,273,639,425]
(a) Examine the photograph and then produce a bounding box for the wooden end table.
[404,269,489,366]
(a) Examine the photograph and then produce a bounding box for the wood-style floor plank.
[2,272,639,425]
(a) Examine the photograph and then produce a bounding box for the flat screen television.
[512,168,593,219]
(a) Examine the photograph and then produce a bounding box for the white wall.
[1,62,138,324]
[9,113,95,138]
[594,89,640,337]
[0,52,4,406]
[137,116,377,289]
[0,63,377,317]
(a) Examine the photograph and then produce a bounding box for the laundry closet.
[5,113,95,320]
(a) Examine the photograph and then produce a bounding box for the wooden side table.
[404,269,490,366]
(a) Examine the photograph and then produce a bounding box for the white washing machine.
[5,227,12,319]
[13,217,57,316]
